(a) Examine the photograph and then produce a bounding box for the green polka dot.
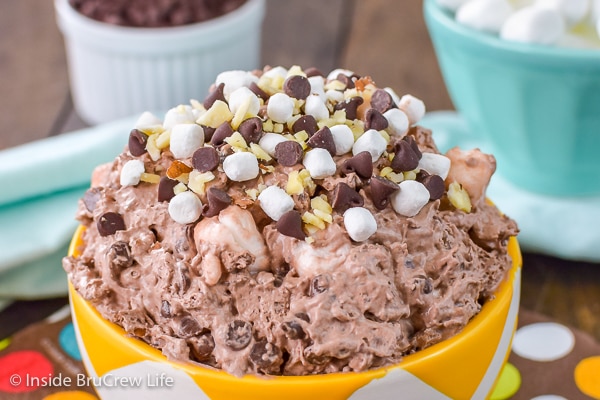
[490,362,521,400]
[0,337,10,351]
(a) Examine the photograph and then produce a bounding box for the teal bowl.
[424,0,600,196]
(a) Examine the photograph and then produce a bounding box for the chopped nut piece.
[302,211,326,230]
[250,143,272,161]
[167,160,193,179]
[448,181,472,213]
[196,100,233,128]
[224,131,249,151]
[140,173,160,184]
[173,182,188,195]
[155,130,171,149]
[286,170,304,195]
[146,134,161,161]
[188,171,216,195]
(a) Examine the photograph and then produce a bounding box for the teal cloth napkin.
[421,111,600,263]
[0,117,135,299]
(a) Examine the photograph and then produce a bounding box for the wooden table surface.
[1,0,599,345]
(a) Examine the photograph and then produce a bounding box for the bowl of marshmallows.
[424,0,600,196]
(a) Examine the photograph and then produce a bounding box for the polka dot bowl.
[68,225,522,400]
[424,0,600,196]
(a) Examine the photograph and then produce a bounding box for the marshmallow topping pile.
[120,65,464,243]
[438,0,600,47]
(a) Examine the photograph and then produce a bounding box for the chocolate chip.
[341,151,373,179]
[210,121,234,146]
[336,73,355,89]
[238,117,263,144]
[97,212,126,236]
[128,129,148,156]
[276,210,305,240]
[203,187,231,218]
[364,108,389,131]
[160,300,172,318]
[369,176,399,210]
[391,139,420,172]
[202,125,216,142]
[421,174,445,200]
[282,320,306,340]
[83,187,102,212]
[309,274,330,296]
[401,135,422,159]
[283,75,311,100]
[304,67,324,77]
[188,332,215,361]
[203,82,226,109]
[158,177,178,202]
[225,320,252,350]
[274,141,304,167]
[249,82,269,102]
[250,339,283,370]
[370,89,395,113]
[291,115,318,136]
[191,147,220,172]
[107,241,133,269]
[174,263,190,294]
[334,96,364,121]
[331,182,364,212]
[178,316,202,338]
[307,126,336,156]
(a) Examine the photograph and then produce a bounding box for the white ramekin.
[55,0,265,125]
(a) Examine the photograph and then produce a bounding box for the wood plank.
[0,0,70,149]
[261,0,349,73]
[341,0,453,111]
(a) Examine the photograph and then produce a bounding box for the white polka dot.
[511,322,575,362]
[530,396,568,400]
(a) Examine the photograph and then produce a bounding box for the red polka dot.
[0,350,54,393]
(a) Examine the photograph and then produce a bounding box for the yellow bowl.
[68,225,521,400]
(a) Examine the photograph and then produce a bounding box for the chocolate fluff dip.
[63,65,519,377]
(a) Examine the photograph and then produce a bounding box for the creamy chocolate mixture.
[63,66,518,376]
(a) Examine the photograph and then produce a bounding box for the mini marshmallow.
[384,87,401,106]
[262,66,288,80]
[391,180,431,217]
[343,207,377,242]
[163,105,197,130]
[170,124,205,159]
[327,68,355,81]
[535,0,590,26]
[215,70,258,99]
[436,0,471,11]
[456,0,514,33]
[223,152,259,182]
[330,124,355,155]
[304,94,330,121]
[303,148,337,179]
[352,129,387,162]
[168,191,203,224]
[267,93,295,123]
[326,89,345,103]
[228,86,260,116]
[257,185,295,221]
[308,76,326,98]
[418,152,452,180]
[500,5,565,44]
[383,108,410,137]
[259,133,290,156]
[398,94,426,125]
[135,111,162,129]
[120,159,145,186]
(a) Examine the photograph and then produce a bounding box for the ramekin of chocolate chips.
[54,0,265,124]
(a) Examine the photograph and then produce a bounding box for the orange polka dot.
[574,356,600,399]
[42,390,99,400]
